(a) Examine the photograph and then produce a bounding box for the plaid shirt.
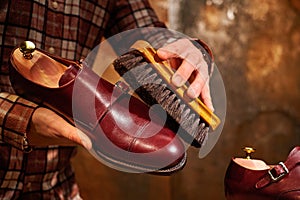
[0,0,165,199]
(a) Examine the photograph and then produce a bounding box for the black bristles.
[161,93,176,109]
[143,73,157,83]
[192,118,200,134]
[181,108,190,121]
[158,89,171,102]
[183,113,196,136]
[137,67,153,81]
[155,85,166,98]
[113,50,209,147]
[114,53,144,74]
[177,104,186,122]
[195,126,209,145]
[169,99,181,116]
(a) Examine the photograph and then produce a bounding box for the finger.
[200,81,215,112]
[186,72,206,99]
[168,57,182,70]
[185,58,209,96]
[75,129,92,150]
[42,109,92,149]
[156,48,178,60]
[187,75,214,111]
[62,124,92,150]
[171,59,195,87]
[186,67,214,111]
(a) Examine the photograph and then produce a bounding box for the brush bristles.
[114,51,209,147]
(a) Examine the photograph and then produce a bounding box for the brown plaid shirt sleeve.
[0,92,38,151]
[0,0,168,199]
[0,0,166,147]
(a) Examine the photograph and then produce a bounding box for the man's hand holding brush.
[157,38,214,112]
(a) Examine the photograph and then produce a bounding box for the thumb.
[67,126,92,150]
[76,129,92,150]
[201,82,215,112]
[157,48,177,60]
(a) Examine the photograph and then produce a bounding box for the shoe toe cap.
[129,128,186,171]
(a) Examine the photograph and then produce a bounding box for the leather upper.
[224,146,300,200]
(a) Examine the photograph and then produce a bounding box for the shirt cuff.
[0,92,38,152]
[190,39,214,76]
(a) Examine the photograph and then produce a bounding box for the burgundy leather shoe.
[9,41,187,175]
[224,146,300,200]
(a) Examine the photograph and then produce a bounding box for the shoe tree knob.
[243,147,255,159]
[19,41,36,59]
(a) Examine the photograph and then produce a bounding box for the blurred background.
[72,0,300,199]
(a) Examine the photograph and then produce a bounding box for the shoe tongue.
[59,65,79,86]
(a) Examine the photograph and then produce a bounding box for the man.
[0,0,213,199]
